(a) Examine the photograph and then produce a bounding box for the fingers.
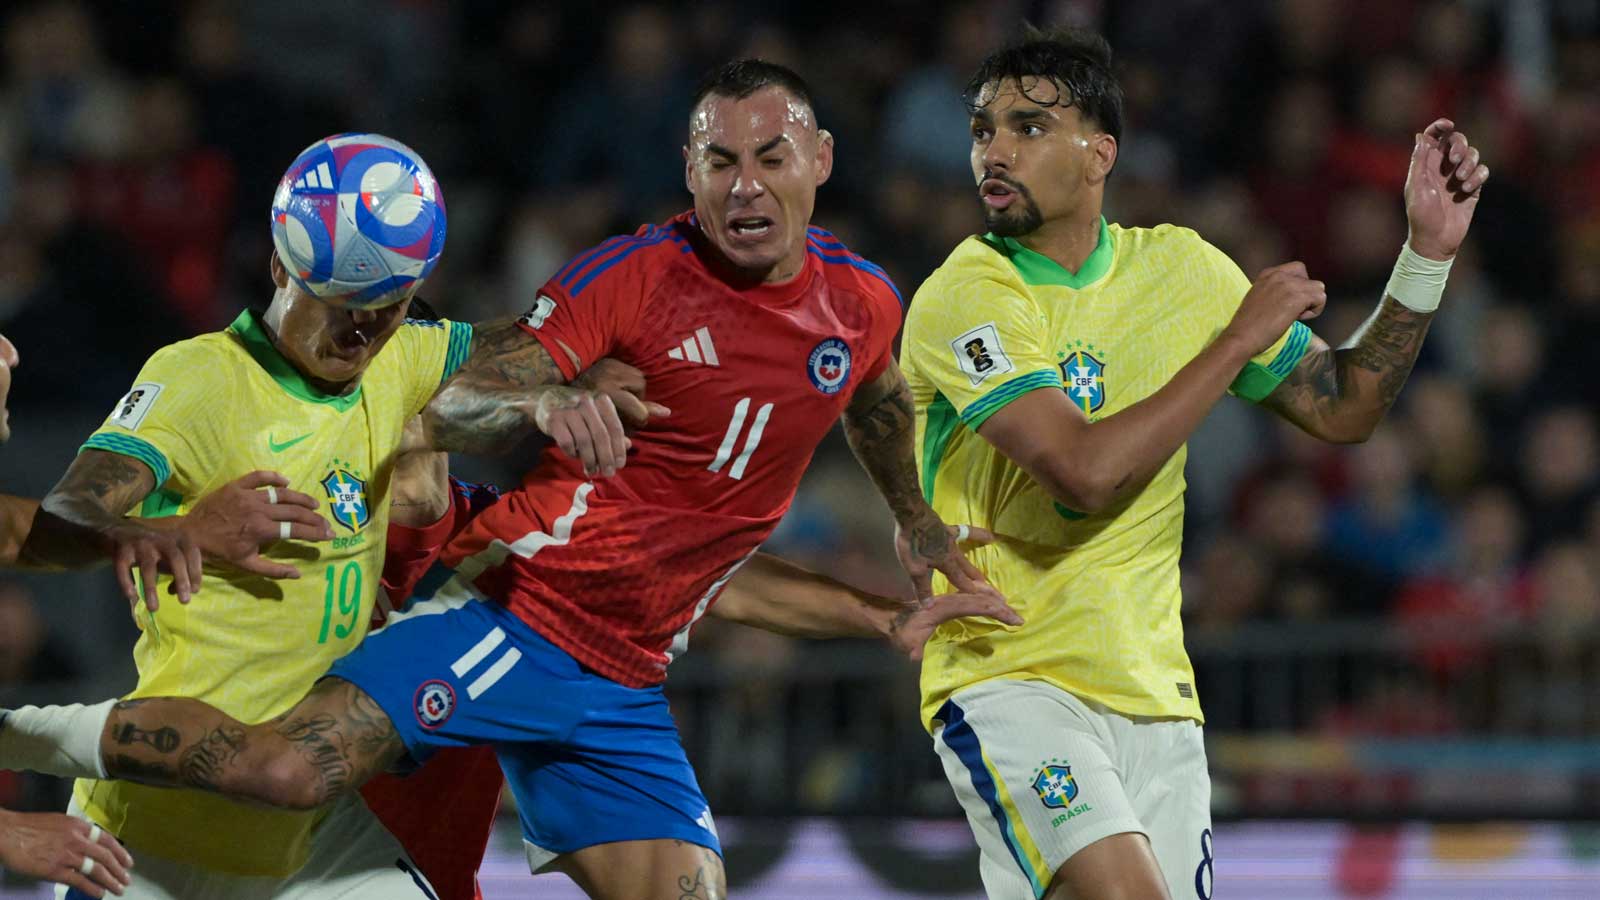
[596,394,629,475]
[79,834,131,895]
[931,593,1025,627]
[268,486,320,511]
[546,417,578,462]
[574,397,608,475]
[610,391,653,429]
[1422,118,1455,141]
[59,872,108,899]
[911,568,934,602]
[185,538,202,598]
[233,469,291,490]
[264,504,335,541]
[645,401,672,419]
[234,554,302,580]
[137,545,161,613]
[1452,144,1479,183]
[93,825,134,869]
[114,544,138,609]
[165,537,194,605]
[948,524,996,545]
[1257,260,1308,280]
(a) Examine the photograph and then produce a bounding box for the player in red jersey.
[10,60,1013,899]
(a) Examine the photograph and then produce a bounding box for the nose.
[982,132,1015,175]
[730,160,765,202]
[348,306,378,326]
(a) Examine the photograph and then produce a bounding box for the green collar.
[982,216,1115,288]
[228,309,362,411]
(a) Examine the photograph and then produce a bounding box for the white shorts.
[931,678,1213,900]
[57,793,437,900]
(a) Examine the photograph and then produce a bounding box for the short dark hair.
[963,25,1123,143]
[690,58,816,120]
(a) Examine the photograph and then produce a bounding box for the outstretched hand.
[178,470,335,583]
[0,810,133,898]
[889,523,1020,659]
[1404,118,1490,261]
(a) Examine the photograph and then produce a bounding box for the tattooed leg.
[101,678,405,811]
[556,839,727,900]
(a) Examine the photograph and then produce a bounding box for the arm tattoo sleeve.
[841,365,924,523]
[1261,297,1434,442]
[421,319,570,454]
[17,450,155,568]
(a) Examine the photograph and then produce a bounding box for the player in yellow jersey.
[900,28,1490,900]
[0,131,649,899]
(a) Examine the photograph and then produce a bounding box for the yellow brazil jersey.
[73,309,471,876]
[902,218,1310,728]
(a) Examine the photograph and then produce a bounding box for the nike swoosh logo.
[268,433,313,453]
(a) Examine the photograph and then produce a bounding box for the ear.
[683,144,694,196]
[269,249,288,288]
[814,128,835,187]
[1088,134,1118,185]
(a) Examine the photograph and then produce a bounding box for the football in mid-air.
[270,132,446,309]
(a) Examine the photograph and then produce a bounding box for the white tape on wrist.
[1385,243,1453,313]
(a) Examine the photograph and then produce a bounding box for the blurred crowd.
[1,0,1599,805]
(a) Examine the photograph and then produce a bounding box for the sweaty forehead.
[972,76,1068,116]
[689,87,815,149]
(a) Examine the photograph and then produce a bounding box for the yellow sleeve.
[903,269,1063,430]
[388,318,474,418]
[80,341,228,500]
[1195,240,1314,403]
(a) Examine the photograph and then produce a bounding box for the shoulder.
[141,330,245,377]
[1111,222,1230,266]
[547,222,694,300]
[805,225,903,309]
[908,237,1029,325]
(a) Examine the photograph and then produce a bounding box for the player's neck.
[1013,211,1103,276]
[259,308,363,397]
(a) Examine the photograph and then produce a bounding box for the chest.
[1035,282,1219,421]
[620,273,880,466]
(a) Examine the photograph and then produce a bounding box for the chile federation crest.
[808,337,852,395]
[322,469,370,532]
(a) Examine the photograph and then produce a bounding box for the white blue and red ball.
[270,133,446,309]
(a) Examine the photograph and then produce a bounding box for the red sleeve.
[380,493,463,610]
[514,226,661,380]
[860,278,906,382]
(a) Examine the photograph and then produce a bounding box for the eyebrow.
[705,135,791,159]
[971,107,1056,126]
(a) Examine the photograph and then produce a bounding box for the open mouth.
[727,214,774,240]
[981,178,1019,209]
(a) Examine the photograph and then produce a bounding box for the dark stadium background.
[1,0,1598,896]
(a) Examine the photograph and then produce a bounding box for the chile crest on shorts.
[414,679,456,729]
[808,337,852,395]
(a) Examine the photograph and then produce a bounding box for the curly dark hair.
[963,25,1123,143]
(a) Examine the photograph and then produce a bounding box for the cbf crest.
[1032,760,1079,810]
[322,463,370,532]
[1058,341,1106,415]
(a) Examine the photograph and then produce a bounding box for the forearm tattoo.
[424,319,569,453]
[19,451,153,567]
[842,371,924,522]
[1263,297,1433,439]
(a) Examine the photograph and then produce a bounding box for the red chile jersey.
[440,212,903,687]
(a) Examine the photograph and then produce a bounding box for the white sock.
[0,699,114,780]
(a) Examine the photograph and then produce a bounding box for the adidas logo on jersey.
[666,327,720,366]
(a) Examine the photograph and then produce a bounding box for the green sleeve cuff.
[1230,321,1312,403]
[959,369,1064,430]
[442,321,474,384]
[81,433,172,488]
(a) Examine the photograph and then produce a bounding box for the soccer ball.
[270,133,447,309]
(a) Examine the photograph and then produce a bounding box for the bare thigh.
[1045,832,1171,900]
[555,838,725,900]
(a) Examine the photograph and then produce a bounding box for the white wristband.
[1384,243,1452,313]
